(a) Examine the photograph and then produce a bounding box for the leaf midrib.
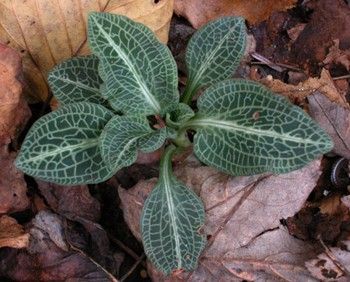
[92,17,161,113]
[22,138,98,163]
[162,154,182,270]
[52,75,100,94]
[188,117,323,145]
[189,20,241,88]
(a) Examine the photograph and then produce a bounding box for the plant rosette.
[16,13,333,275]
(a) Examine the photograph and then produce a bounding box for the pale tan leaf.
[0,0,174,101]
[308,92,350,159]
[174,0,297,28]
[0,215,29,249]
[119,158,322,280]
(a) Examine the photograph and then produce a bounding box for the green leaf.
[141,145,206,274]
[166,103,195,129]
[182,16,246,104]
[99,116,167,171]
[15,103,114,185]
[139,127,174,153]
[185,80,333,175]
[88,12,179,116]
[48,56,106,105]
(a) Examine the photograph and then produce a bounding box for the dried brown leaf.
[37,181,101,222]
[174,0,297,28]
[261,69,348,108]
[0,210,119,281]
[0,0,174,101]
[119,158,322,280]
[0,44,30,215]
[306,239,350,281]
[292,0,350,70]
[308,92,350,159]
[323,39,350,71]
[0,215,29,249]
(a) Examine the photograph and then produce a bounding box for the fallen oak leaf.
[174,0,297,28]
[0,215,29,249]
[308,92,350,159]
[0,0,174,102]
[119,158,322,280]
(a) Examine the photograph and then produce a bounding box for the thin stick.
[69,243,118,282]
[120,253,146,282]
[108,234,147,268]
[332,74,350,80]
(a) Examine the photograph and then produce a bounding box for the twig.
[332,74,350,80]
[120,253,146,282]
[250,52,303,72]
[108,233,147,268]
[68,243,118,282]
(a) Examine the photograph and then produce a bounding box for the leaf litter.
[1,0,350,281]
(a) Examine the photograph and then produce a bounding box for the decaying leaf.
[308,92,350,159]
[174,0,296,28]
[260,69,348,108]
[323,39,350,71]
[0,0,174,101]
[306,238,350,281]
[0,215,29,249]
[119,157,322,280]
[0,44,30,214]
[37,181,101,222]
[0,43,30,145]
[0,210,119,281]
[292,0,350,69]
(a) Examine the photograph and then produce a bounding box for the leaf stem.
[173,128,191,148]
[180,82,197,105]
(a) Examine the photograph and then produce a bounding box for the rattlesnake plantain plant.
[16,13,333,275]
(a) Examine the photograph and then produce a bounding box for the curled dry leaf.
[260,69,348,108]
[308,92,350,159]
[174,0,296,28]
[119,158,322,280]
[0,215,29,249]
[0,0,174,101]
[323,39,350,71]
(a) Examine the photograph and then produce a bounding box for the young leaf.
[15,103,114,185]
[182,17,246,104]
[185,80,333,175]
[141,145,206,274]
[166,103,195,129]
[48,56,106,105]
[88,13,179,116]
[99,116,167,171]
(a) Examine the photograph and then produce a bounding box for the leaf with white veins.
[186,80,333,175]
[99,116,168,171]
[15,103,114,185]
[182,16,246,103]
[141,145,206,274]
[88,13,179,115]
[48,56,106,105]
